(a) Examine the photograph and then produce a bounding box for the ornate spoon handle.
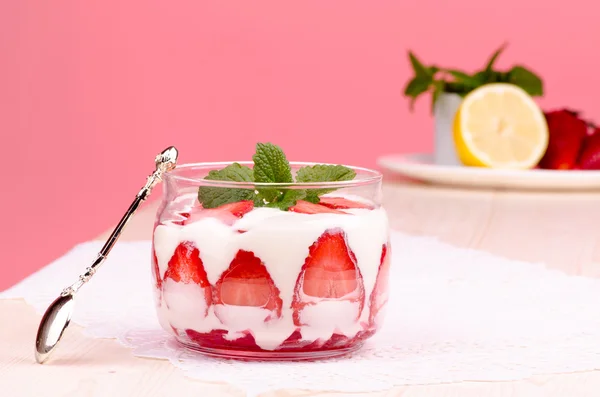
[35,146,178,364]
[60,147,178,297]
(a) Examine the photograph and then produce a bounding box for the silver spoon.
[34,146,179,364]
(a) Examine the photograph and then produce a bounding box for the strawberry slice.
[183,200,254,225]
[319,197,373,210]
[289,200,346,214]
[369,244,391,327]
[163,242,212,317]
[292,229,365,326]
[164,242,211,287]
[215,250,283,318]
[186,329,261,351]
[215,200,255,217]
[299,230,362,298]
[320,333,352,349]
[151,248,162,288]
[277,330,320,351]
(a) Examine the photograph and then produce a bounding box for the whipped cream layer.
[153,198,390,350]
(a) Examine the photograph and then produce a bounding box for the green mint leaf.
[404,76,432,110]
[484,43,507,73]
[444,81,468,94]
[404,76,431,97]
[266,189,306,210]
[197,163,256,208]
[252,142,293,206]
[473,71,486,80]
[473,71,490,84]
[408,51,430,78]
[198,187,255,209]
[296,164,356,184]
[494,71,511,83]
[303,193,321,204]
[296,164,356,202]
[304,191,323,204]
[254,188,282,206]
[252,142,293,184]
[445,69,481,88]
[404,54,439,111]
[507,66,543,96]
[206,162,254,182]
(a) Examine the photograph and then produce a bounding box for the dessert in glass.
[151,143,391,360]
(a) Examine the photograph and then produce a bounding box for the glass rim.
[164,161,382,189]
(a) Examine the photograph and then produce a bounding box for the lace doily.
[3,231,600,396]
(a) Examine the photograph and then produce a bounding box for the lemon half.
[453,83,549,169]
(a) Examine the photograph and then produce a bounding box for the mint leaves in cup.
[403,43,544,112]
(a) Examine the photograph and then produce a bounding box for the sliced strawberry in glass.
[320,333,352,349]
[368,243,391,327]
[151,248,162,288]
[163,242,212,317]
[183,200,254,226]
[217,200,255,217]
[292,229,365,327]
[319,197,374,210]
[289,200,346,214]
[214,250,283,323]
[185,329,261,351]
[165,242,211,286]
[277,330,325,351]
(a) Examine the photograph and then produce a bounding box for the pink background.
[1,1,599,290]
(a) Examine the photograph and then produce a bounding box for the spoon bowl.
[35,292,74,364]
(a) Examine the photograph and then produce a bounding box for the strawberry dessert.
[151,143,390,359]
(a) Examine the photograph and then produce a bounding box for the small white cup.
[433,93,463,166]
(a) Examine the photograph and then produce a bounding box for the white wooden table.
[2,177,600,396]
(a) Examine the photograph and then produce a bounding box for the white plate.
[377,153,600,190]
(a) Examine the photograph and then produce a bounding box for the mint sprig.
[197,143,356,211]
[403,43,544,113]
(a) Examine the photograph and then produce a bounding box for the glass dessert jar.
[151,162,390,360]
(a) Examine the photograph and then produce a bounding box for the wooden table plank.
[3,180,600,396]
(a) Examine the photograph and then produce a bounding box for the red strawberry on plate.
[183,200,254,225]
[214,250,283,321]
[538,109,588,170]
[292,229,365,326]
[577,128,600,170]
[369,244,391,327]
[289,200,346,214]
[319,197,373,210]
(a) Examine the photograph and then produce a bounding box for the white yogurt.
[162,279,211,331]
[153,204,389,350]
[299,300,363,341]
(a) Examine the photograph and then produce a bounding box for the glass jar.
[151,162,390,360]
